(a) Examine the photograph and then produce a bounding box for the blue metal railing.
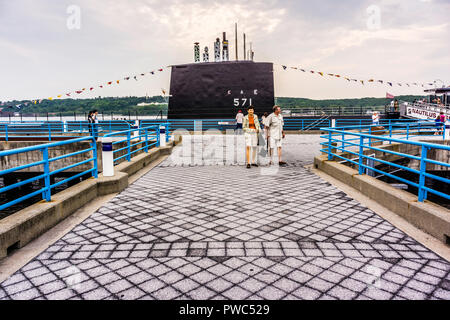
[320,123,449,202]
[103,125,160,163]
[1,118,440,140]
[0,122,66,141]
[66,120,132,135]
[0,136,98,211]
[334,118,423,127]
[139,121,171,143]
[0,120,133,141]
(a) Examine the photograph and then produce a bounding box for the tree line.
[2,95,423,115]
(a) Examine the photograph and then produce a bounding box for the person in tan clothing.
[243,106,261,168]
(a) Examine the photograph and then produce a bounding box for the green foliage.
[3,96,167,116]
[276,95,422,108]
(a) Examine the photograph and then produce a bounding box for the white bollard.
[133,121,139,139]
[160,125,166,147]
[102,137,114,177]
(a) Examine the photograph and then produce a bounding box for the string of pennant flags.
[1,62,447,110]
[0,67,168,110]
[276,63,440,89]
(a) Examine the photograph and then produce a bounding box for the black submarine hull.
[168,61,275,119]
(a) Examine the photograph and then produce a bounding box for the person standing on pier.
[266,105,286,166]
[235,110,244,134]
[372,111,380,126]
[243,106,261,168]
[88,110,99,141]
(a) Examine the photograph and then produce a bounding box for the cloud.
[0,0,449,101]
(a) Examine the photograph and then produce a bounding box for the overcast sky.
[1,0,449,101]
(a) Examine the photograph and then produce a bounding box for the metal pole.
[235,23,238,61]
[327,131,332,160]
[418,145,428,202]
[92,137,98,178]
[243,33,246,60]
[126,131,131,161]
[358,135,364,175]
[42,147,51,202]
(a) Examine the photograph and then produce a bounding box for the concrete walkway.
[0,135,449,300]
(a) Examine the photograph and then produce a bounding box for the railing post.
[48,123,52,141]
[102,137,114,177]
[368,126,372,147]
[358,135,364,175]
[92,137,98,178]
[42,147,51,202]
[418,145,428,202]
[406,123,409,140]
[126,130,131,162]
[341,133,345,150]
[166,121,170,143]
[157,126,161,147]
[144,128,149,152]
[327,131,332,161]
[5,124,8,142]
[389,124,392,144]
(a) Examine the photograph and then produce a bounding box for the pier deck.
[0,135,449,300]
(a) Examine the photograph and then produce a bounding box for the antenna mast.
[235,22,238,61]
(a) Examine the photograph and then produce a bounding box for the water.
[0,173,91,220]
[379,170,450,209]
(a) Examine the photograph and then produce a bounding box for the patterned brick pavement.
[1,135,449,300]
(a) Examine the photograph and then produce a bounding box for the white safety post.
[102,137,114,177]
[133,120,139,139]
[160,125,166,147]
[331,119,336,128]
[63,120,68,133]
[445,120,450,140]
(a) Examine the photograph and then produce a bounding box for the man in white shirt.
[266,105,286,166]
[235,110,244,134]
[372,111,380,126]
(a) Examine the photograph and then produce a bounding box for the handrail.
[103,125,160,163]
[320,123,449,203]
[0,136,98,211]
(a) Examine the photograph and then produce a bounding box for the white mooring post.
[160,125,166,147]
[133,120,139,139]
[102,137,114,177]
